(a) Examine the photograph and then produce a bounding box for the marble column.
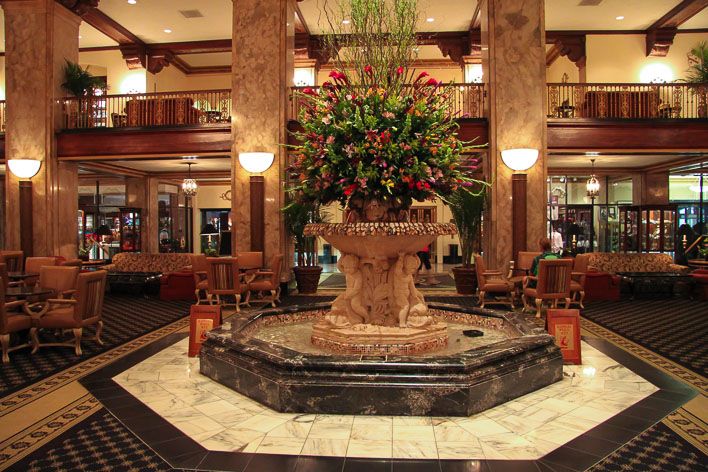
[633,172,669,205]
[231,0,294,268]
[481,0,547,269]
[2,0,80,258]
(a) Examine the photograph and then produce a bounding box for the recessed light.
[164,28,172,33]
[615,15,624,20]
[342,19,350,25]
[127,0,137,4]
[426,17,435,22]
[78,35,82,39]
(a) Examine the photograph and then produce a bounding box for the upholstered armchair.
[0,251,24,272]
[206,257,250,312]
[570,256,588,309]
[248,254,283,307]
[474,255,515,309]
[235,251,264,271]
[1,283,31,363]
[28,270,107,356]
[23,257,58,287]
[38,266,80,299]
[523,259,573,317]
[190,254,209,304]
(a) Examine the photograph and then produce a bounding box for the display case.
[619,205,677,254]
[119,207,142,252]
[555,205,593,253]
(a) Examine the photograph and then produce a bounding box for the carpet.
[0,294,192,397]
[588,421,707,472]
[581,299,708,378]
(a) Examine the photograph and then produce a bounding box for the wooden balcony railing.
[0,100,5,132]
[289,83,486,121]
[61,89,231,130]
[547,83,708,119]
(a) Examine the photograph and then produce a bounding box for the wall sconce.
[501,148,539,172]
[7,159,41,179]
[500,148,539,263]
[238,152,274,174]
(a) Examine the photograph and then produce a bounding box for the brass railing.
[547,83,708,119]
[0,100,5,132]
[61,89,231,129]
[289,83,486,121]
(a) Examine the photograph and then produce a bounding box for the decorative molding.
[57,0,100,16]
[119,44,147,70]
[147,50,175,74]
[645,0,708,56]
[646,27,678,57]
[547,33,586,68]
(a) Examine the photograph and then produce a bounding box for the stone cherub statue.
[391,253,429,328]
[325,254,369,327]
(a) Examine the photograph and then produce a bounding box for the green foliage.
[62,60,103,97]
[684,41,708,83]
[283,201,326,267]
[447,187,486,267]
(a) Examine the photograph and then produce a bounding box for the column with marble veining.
[2,0,80,257]
[481,0,548,269]
[231,0,294,268]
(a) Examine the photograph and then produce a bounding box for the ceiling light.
[615,16,624,20]
[426,17,435,23]
[182,162,198,197]
[164,28,172,33]
[586,159,600,198]
[127,0,137,4]
[342,19,350,25]
[78,35,82,39]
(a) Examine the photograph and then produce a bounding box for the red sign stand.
[547,309,582,365]
[188,305,222,357]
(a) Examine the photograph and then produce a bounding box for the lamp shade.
[7,159,41,179]
[239,152,274,174]
[500,148,539,172]
[201,223,219,235]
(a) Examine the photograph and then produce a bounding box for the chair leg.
[30,328,39,354]
[195,288,201,304]
[242,290,251,307]
[478,291,486,308]
[578,291,585,309]
[1,334,9,364]
[275,286,281,303]
[95,321,104,346]
[235,294,241,313]
[270,290,277,308]
[207,293,213,305]
[535,298,543,318]
[73,328,83,356]
[565,297,571,309]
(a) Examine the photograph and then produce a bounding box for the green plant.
[204,248,218,257]
[684,41,708,83]
[61,60,103,97]
[447,186,486,267]
[78,247,89,257]
[283,201,326,267]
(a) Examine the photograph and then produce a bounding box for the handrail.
[685,234,706,253]
[547,82,708,119]
[60,89,231,130]
[289,83,486,121]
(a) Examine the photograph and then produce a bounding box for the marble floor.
[113,334,658,460]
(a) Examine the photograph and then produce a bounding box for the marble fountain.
[200,221,563,416]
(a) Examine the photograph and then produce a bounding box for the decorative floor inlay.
[113,337,659,460]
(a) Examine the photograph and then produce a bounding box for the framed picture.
[600,207,608,221]
[188,304,222,357]
[608,207,617,219]
[546,309,582,365]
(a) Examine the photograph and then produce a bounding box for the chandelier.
[182,162,198,196]
[586,158,600,198]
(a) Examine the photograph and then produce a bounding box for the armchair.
[190,254,209,304]
[206,257,250,312]
[0,263,22,290]
[0,251,24,272]
[28,270,107,356]
[39,266,80,299]
[1,283,31,363]
[23,257,58,287]
[523,259,573,317]
[248,254,283,307]
[475,255,515,309]
[570,256,588,309]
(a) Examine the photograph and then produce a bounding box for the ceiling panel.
[548,152,705,169]
[545,0,682,31]
[113,157,231,173]
[680,7,708,29]
[79,21,119,48]
[179,52,232,67]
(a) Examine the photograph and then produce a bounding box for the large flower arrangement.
[288,67,482,215]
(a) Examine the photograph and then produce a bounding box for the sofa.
[691,269,708,300]
[102,253,194,299]
[576,253,689,275]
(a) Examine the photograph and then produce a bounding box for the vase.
[452,266,477,295]
[293,265,323,294]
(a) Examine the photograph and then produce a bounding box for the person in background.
[416,244,440,285]
[551,225,564,254]
[528,237,560,288]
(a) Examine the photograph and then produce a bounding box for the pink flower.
[364,65,373,76]
[425,78,439,86]
[302,87,317,96]
[326,135,335,144]
[414,71,429,82]
[396,66,404,75]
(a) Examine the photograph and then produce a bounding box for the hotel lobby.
[0,0,707,471]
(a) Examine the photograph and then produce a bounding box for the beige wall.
[546,55,579,83]
[0,56,5,100]
[316,66,464,85]
[191,184,230,253]
[586,33,708,83]
[79,49,146,94]
[147,66,231,92]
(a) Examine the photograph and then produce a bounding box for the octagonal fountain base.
[199,303,563,416]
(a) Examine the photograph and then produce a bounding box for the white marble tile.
[200,428,265,452]
[308,422,352,440]
[392,417,432,426]
[392,440,438,459]
[456,417,511,437]
[314,415,354,425]
[301,438,349,456]
[434,425,478,442]
[480,442,507,460]
[533,397,579,415]
[347,439,392,458]
[352,416,392,426]
[436,441,484,459]
[494,415,545,436]
[392,425,435,441]
[523,423,584,446]
[125,370,160,382]
[351,424,391,441]
[567,405,619,423]
[266,420,313,439]
[234,412,290,433]
[255,437,305,455]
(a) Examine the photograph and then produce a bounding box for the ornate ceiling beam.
[546,43,562,67]
[57,0,99,16]
[645,0,708,56]
[546,32,586,69]
[147,50,175,74]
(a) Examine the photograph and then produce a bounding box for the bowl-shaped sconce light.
[239,152,274,174]
[7,159,41,179]
[500,148,539,172]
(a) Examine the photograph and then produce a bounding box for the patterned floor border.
[0,317,190,418]
[0,394,101,469]
[663,407,708,454]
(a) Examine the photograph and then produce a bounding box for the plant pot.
[78,254,89,261]
[452,266,477,295]
[293,265,323,294]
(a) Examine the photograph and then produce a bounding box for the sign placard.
[188,305,222,357]
[547,308,582,365]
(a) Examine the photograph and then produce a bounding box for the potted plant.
[283,201,326,294]
[682,41,708,118]
[447,185,486,294]
[61,60,104,127]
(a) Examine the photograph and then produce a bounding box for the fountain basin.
[199,303,563,416]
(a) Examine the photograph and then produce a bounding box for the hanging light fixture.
[586,158,600,198]
[182,162,198,196]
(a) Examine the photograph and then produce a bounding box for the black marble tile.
[196,451,253,472]
[581,421,644,445]
[439,459,489,472]
[244,453,299,472]
[391,459,441,472]
[604,411,660,434]
[541,445,603,472]
[170,450,209,469]
[561,433,625,459]
[294,456,346,472]
[535,459,578,472]
[485,460,540,472]
[343,458,393,472]
[147,434,205,460]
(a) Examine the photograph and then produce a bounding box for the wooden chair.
[190,254,209,304]
[248,254,283,307]
[0,283,31,363]
[59,259,84,268]
[29,270,107,356]
[23,257,58,287]
[0,251,24,272]
[523,259,573,317]
[0,263,22,290]
[508,251,542,297]
[570,256,588,309]
[475,255,515,309]
[235,251,264,271]
[38,266,80,299]
[206,257,250,312]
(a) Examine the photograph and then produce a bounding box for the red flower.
[302,87,317,96]
[344,184,358,196]
[329,70,348,83]
[425,78,439,87]
[414,71,429,82]
[396,66,404,75]
[364,65,373,76]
